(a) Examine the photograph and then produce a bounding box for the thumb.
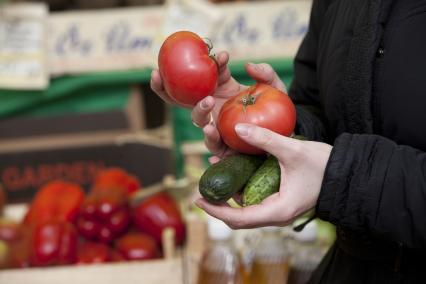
[245,63,287,92]
[235,123,300,159]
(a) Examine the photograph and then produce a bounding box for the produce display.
[158,31,219,106]
[0,167,186,269]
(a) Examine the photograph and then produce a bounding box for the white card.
[0,3,48,90]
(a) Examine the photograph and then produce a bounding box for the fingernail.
[248,63,262,71]
[201,97,212,110]
[235,124,250,137]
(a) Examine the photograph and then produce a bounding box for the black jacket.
[289,0,426,282]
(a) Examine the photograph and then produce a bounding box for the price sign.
[0,3,48,90]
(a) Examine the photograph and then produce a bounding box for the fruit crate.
[0,257,183,284]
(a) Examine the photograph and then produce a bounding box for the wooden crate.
[0,258,183,284]
[0,204,186,284]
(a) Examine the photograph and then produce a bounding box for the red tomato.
[24,181,85,227]
[217,83,296,154]
[158,31,219,106]
[133,193,185,246]
[115,233,160,261]
[77,242,110,264]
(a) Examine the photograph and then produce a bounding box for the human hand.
[195,124,332,229]
[150,51,286,157]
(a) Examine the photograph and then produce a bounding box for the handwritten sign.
[212,1,312,61]
[49,6,164,75]
[0,3,48,90]
[48,0,311,76]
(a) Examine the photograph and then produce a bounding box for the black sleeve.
[288,0,330,142]
[317,133,426,248]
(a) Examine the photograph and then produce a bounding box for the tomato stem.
[204,38,219,72]
[204,38,213,54]
[241,93,260,106]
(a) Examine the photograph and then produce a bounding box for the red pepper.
[115,233,160,261]
[132,192,186,246]
[77,189,130,243]
[93,168,141,197]
[24,181,84,227]
[30,221,78,267]
[77,242,110,264]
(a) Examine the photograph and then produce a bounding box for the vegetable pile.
[0,168,185,269]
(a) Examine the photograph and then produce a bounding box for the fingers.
[195,198,275,229]
[234,124,302,160]
[203,124,222,152]
[245,63,287,92]
[191,96,215,128]
[216,51,232,85]
[208,156,221,164]
[203,125,230,158]
[150,70,176,105]
[195,195,292,229]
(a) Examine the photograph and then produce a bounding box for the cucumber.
[242,155,281,206]
[199,154,265,204]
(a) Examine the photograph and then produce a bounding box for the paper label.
[48,0,311,75]
[0,3,48,90]
[212,0,312,61]
[49,6,164,75]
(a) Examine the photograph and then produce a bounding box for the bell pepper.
[77,242,110,264]
[93,168,141,197]
[30,221,78,267]
[77,189,130,243]
[132,192,186,246]
[115,233,160,261]
[24,181,84,227]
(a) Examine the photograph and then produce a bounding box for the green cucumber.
[199,154,265,204]
[242,155,281,206]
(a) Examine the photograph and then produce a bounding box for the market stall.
[0,1,335,283]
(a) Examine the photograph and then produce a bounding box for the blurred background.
[0,1,335,283]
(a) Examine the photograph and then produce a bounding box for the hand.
[195,124,332,229]
[151,51,286,157]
